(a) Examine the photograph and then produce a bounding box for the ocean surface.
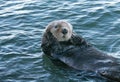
[0,0,120,82]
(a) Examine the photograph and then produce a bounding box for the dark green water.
[0,0,120,82]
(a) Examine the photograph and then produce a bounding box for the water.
[0,0,120,82]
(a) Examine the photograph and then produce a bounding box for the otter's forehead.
[58,21,70,28]
[46,20,72,29]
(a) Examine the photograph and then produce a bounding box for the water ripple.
[0,0,120,82]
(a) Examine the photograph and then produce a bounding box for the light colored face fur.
[46,20,73,41]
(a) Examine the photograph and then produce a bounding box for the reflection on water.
[0,0,120,82]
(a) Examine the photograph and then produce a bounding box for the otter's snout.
[62,29,68,35]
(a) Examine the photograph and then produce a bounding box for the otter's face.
[46,20,73,41]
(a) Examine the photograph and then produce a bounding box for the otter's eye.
[54,25,58,28]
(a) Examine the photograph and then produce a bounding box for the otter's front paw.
[71,35,85,45]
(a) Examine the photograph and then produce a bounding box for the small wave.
[0,0,120,82]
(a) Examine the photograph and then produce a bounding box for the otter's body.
[41,20,120,81]
[54,42,118,71]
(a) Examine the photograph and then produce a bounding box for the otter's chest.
[59,41,76,52]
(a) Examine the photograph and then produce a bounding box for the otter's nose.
[62,29,68,35]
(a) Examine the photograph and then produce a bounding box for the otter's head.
[45,20,73,41]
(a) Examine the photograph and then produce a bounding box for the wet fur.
[41,21,120,82]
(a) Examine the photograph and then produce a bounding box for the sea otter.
[41,20,120,82]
